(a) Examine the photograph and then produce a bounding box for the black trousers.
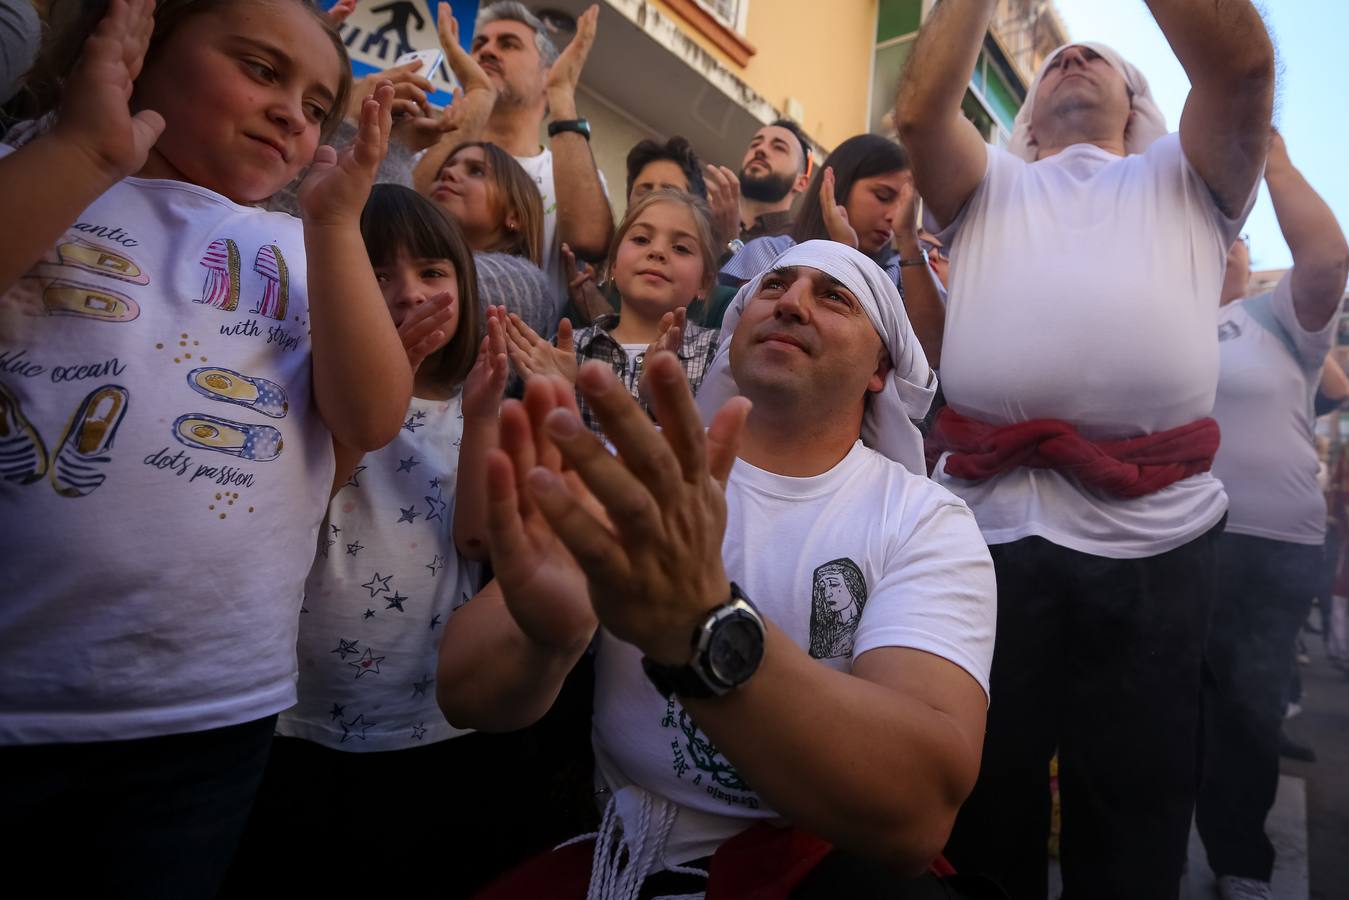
[1,714,276,899]
[944,522,1222,900]
[1197,532,1320,881]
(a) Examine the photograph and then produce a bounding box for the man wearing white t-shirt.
[1199,133,1349,900]
[414,2,612,314]
[439,242,999,897]
[896,2,1273,898]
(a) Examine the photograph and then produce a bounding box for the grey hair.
[474,1,559,68]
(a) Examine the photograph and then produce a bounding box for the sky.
[1053,0,1348,273]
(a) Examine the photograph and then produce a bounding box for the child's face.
[431,147,506,248]
[373,249,460,350]
[611,202,707,317]
[132,0,344,203]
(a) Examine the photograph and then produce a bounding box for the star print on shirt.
[361,572,393,598]
[329,703,345,721]
[412,410,427,420]
[412,674,433,697]
[411,722,427,740]
[319,538,335,558]
[346,541,364,556]
[426,554,443,576]
[340,713,375,743]
[344,466,367,488]
[396,455,420,473]
[398,505,421,524]
[330,524,342,535]
[428,614,442,630]
[424,491,447,523]
[428,477,441,490]
[386,591,408,612]
[349,648,385,679]
[402,416,425,433]
[363,609,375,619]
[330,638,360,659]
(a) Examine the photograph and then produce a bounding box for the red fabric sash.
[473,823,956,899]
[928,406,1220,498]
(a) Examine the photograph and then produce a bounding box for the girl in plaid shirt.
[500,190,720,434]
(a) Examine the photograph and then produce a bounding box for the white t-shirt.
[277,393,480,751]
[513,146,608,312]
[1212,273,1338,545]
[0,154,333,743]
[934,135,1255,558]
[590,442,997,865]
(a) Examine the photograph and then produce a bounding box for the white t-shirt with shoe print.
[0,148,333,743]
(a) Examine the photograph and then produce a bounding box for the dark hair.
[769,119,812,174]
[791,134,909,247]
[438,141,545,266]
[624,136,707,201]
[16,0,352,144]
[360,184,481,391]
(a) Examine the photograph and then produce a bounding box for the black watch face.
[706,614,764,685]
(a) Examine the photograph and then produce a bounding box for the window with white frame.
[696,0,748,32]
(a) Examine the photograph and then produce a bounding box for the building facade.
[324,0,1067,215]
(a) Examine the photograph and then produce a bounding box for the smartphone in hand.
[394,48,446,80]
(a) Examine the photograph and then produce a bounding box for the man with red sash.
[896,2,1274,898]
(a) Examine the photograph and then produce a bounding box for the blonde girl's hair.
[602,189,717,299]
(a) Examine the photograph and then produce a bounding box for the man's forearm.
[437,581,590,731]
[548,94,613,262]
[1144,0,1273,88]
[895,0,995,130]
[897,234,946,368]
[682,624,981,874]
[1266,154,1349,331]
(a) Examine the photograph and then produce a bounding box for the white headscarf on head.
[695,240,937,474]
[1008,41,1168,162]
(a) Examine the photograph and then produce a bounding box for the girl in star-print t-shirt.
[226,186,526,896]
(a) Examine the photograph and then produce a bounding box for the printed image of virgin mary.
[808,558,868,659]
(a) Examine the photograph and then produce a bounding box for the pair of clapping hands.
[486,341,751,665]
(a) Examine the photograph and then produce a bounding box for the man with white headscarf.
[895,3,1274,899]
[437,241,998,898]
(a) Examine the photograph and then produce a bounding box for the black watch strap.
[547,118,591,141]
[642,583,763,700]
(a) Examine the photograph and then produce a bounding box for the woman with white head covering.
[895,2,1274,896]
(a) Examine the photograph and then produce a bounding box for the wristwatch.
[897,248,929,268]
[547,118,592,141]
[642,583,766,699]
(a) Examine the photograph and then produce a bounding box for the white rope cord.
[585,786,689,900]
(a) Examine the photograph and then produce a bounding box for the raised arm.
[410,3,499,195]
[453,308,509,561]
[0,0,165,295]
[299,85,412,450]
[543,5,612,262]
[893,0,994,229]
[1264,132,1349,332]
[1146,0,1274,219]
[893,177,946,366]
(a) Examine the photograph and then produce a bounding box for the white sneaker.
[1217,875,1272,900]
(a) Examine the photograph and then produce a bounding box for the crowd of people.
[1,0,1345,898]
